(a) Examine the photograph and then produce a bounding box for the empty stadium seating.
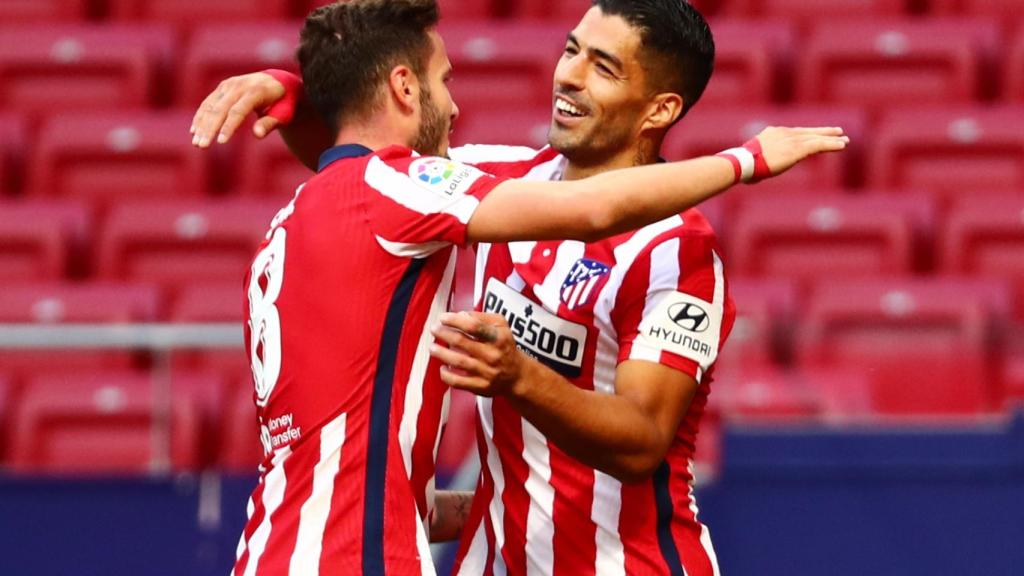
[715,278,798,380]
[438,21,565,121]
[0,200,90,282]
[728,193,926,283]
[169,282,250,383]
[0,0,89,22]
[721,0,905,22]
[179,24,300,106]
[663,106,867,191]
[0,282,162,381]
[1004,28,1024,101]
[941,195,1024,319]
[109,0,291,22]
[235,133,314,196]
[796,20,995,110]
[302,0,496,20]
[29,111,210,208]
[219,383,262,472]
[796,278,1011,415]
[868,106,1024,196]
[450,106,552,149]
[9,373,201,473]
[1003,352,1024,409]
[0,24,175,115]
[0,113,27,194]
[713,367,822,420]
[95,200,278,297]
[697,20,796,106]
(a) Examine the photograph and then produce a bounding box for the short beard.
[411,83,447,157]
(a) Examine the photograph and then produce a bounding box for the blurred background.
[0,0,1023,574]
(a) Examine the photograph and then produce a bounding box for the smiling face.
[548,7,659,166]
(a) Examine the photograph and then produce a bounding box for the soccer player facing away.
[195,2,849,575]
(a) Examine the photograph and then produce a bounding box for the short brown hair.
[297,0,440,135]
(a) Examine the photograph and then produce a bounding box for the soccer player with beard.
[195,2,847,574]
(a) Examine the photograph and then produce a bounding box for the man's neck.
[335,121,409,153]
[561,140,660,181]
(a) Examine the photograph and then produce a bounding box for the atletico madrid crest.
[560,259,611,310]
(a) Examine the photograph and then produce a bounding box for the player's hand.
[190,72,287,148]
[755,126,850,179]
[430,311,526,398]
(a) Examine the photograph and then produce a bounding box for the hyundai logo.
[668,302,710,333]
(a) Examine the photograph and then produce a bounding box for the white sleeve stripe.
[719,146,755,182]
[448,144,543,164]
[364,156,481,224]
[375,235,451,258]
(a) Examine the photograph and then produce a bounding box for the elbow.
[577,201,620,243]
[604,453,664,485]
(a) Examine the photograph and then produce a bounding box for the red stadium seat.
[698,20,795,107]
[169,282,249,383]
[941,195,1024,320]
[0,200,90,282]
[0,374,12,460]
[663,106,867,192]
[721,0,905,23]
[109,0,290,22]
[0,282,162,381]
[931,0,1024,18]
[236,134,314,197]
[713,278,798,381]
[96,200,279,298]
[867,106,1024,195]
[439,21,565,122]
[728,193,928,284]
[796,20,994,110]
[0,0,89,22]
[796,278,1011,415]
[28,111,211,208]
[1005,29,1024,101]
[179,24,300,106]
[0,24,174,115]
[301,0,495,19]
[451,106,552,149]
[1003,352,1024,410]
[9,373,201,473]
[220,383,262,472]
[0,112,27,194]
[714,367,822,421]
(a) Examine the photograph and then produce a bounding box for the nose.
[450,100,460,123]
[554,52,586,92]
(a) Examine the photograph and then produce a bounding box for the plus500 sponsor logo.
[483,279,587,378]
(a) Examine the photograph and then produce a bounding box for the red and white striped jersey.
[233,144,509,576]
[449,145,736,576]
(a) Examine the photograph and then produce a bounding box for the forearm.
[429,490,474,542]
[471,156,734,244]
[508,359,665,483]
[279,97,334,172]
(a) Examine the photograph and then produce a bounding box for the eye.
[564,44,579,57]
[596,63,613,76]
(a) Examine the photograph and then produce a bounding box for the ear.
[641,93,685,132]
[388,64,420,114]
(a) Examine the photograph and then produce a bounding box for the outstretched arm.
[466,126,848,244]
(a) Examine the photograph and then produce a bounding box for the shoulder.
[450,145,564,178]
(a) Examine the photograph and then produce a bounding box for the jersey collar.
[318,144,374,173]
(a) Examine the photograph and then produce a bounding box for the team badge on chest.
[560,258,611,310]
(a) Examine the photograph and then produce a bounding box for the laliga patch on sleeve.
[408,157,487,198]
[637,290,722,369]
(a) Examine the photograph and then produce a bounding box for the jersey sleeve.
[362,153,508,257]
[612,230,733,382]
[448,144,542,165]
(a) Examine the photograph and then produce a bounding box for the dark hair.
[592,0,715,119]
[297,0,440,134]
